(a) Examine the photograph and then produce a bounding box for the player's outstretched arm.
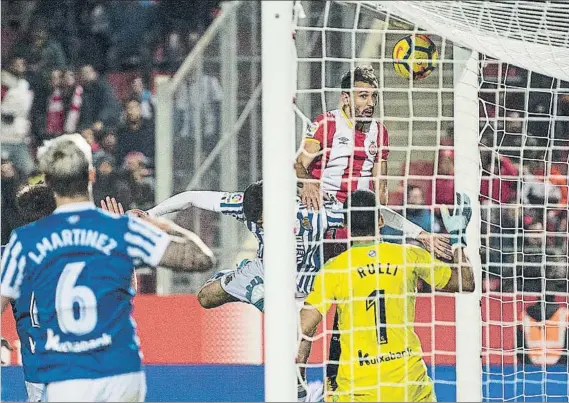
[297,304,323,401]
[146,191,227,217]
[381,205,453,260]
[102,197,216,271]
[439,192,475,293]
[371,160,389,206]
[295,138,323,210]
[441,246,475,293]
[143,215,217,272]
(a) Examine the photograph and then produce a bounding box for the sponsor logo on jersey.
[45,329,112,353]
[368,141,377,156]
[224,273,234,285]
[301,217,312,231]
[368,250,377,257]
[230,193,243,203]
[67,215,80,224]
[358,347,413,366]
[306,122,319,138]
[338,137,350,145]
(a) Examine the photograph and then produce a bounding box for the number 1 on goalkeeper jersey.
[297,190,475,402]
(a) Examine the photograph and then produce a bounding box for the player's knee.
[197,285,216,309]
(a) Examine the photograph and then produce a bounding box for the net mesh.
[293,1,569,401]
[479,56,569,402]
[356,1,569,82]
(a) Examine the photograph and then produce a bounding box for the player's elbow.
[194,251,216,272]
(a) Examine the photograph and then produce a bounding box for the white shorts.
[219,258,265,311]
[25,381,45,402]
[45,371,146,402]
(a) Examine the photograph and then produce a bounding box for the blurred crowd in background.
[1,0,221,247]
[384,67,569,294]
[1,1,568,297]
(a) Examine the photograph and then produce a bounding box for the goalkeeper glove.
[441,191,472,248]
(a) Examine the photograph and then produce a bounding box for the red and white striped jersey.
[304,109,389,203]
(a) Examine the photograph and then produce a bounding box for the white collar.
[53,201,96,214]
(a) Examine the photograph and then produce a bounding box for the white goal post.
[262,2,297,402]
[262,1,569,401]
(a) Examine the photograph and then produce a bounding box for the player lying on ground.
[297,190,475,402]
[0,134,216,402]
[1,183,56,402]
[137,181,450,311]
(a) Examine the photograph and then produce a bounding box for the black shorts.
[323,229,348,388]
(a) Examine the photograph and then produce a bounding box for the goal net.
[291,1,569,401]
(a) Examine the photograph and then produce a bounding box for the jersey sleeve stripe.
[219,203,243,211]
[142,234,170,267]
[0,241,23,300]
[1,241,22,285]
[127,218,165,244]
[11,256,26,291]
[124,233,157,257]
[125,233,171,268]
[0,234,18,280]
[126,246,151,262]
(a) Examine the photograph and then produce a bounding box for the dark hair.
[16,183,56,224]
[343,190,380,237]
[44,169,90,199]
[340,65,378,91]
[243,181,263,223]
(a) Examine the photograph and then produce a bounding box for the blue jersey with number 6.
[0,202,171,383]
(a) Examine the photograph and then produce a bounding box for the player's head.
[340,65,379,119]
[343,189,384,237]
[38,133,95,201]
[243,180,263,224]
[15,183,56,224]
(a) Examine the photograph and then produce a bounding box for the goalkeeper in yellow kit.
[297,189,475,402]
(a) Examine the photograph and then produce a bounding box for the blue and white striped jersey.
[218,192,344,295]
[294,198,344,295]
[219,192,264,259]
[0,202,171,384]
[0,245,37,382]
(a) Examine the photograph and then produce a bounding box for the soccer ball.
[392,34,438,80]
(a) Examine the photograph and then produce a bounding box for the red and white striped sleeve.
[305,112,336,150]
[377,122,390,161]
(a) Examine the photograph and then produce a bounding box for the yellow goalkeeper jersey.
[305,241,452,402]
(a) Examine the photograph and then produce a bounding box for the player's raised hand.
[417,232,452,260]
[441,191,472,247]
[300,181,322,210]
[100,196,125,215]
